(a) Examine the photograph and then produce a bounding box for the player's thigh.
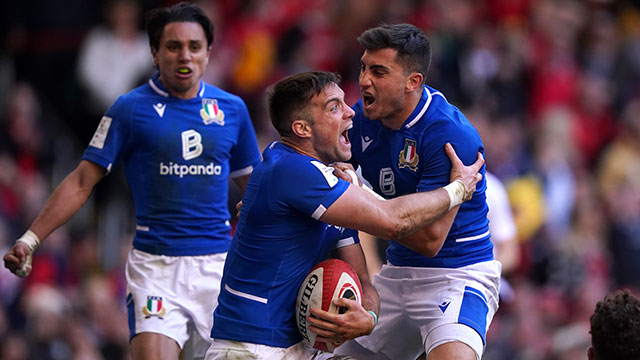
[427,341,477,360]
[131,332,180,360]
[205,339,338,360]
[413,262,500,357]
[335,265,422,359]
[182,252,227,350]
[126,250,226,352]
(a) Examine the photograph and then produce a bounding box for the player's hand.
[307,298,376,345]
[3,242,33,278]
[331,162,358,185]
[445,143,484,201]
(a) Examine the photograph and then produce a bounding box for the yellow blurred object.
[232,30,276,92]
[507,175,546,242]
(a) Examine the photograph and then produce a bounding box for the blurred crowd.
[1,0,640,359]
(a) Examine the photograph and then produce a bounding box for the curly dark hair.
[590,289,640,360]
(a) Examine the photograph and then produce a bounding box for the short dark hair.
[145,2,214,50]
[358,23,431,84]
[590,289,640,360]
[268,71,342,137]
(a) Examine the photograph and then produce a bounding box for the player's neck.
[281,138,323,163]
[380,89,423,130]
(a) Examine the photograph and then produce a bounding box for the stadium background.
[1,0,640,359]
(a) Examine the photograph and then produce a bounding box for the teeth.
[347,124,353,130]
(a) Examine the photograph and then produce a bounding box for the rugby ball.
[295,258,362,352]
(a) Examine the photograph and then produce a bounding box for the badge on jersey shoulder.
[142,295,166,319]
[200,98,225,126]
[399,138,419,172]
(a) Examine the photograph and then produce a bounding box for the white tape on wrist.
[15,230,40,278]
[16,230,40,252]
[443,180,465,211]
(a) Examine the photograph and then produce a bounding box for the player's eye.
[191,43,202,51]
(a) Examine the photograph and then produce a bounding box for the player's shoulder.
[202,83,246,107]
[420,87,477,137]
[267,143,338,184]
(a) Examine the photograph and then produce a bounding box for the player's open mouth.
[363,93,375,108]
[341,124,352,145]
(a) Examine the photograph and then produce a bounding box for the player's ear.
[291,119,312,138]
[151,47,159,67]
[405,72,423,92]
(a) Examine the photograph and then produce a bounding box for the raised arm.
[3,160,105,277]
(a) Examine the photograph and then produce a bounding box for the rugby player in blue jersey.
[332,24,500,360]
[206,71,484,359]
[3,3,261,360]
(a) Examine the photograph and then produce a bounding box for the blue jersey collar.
[148,73,205,98]
[403,86,446,129]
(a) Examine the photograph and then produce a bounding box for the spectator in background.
[77,0,152,115]
[597,99,640,291]
[588,289,640,359]
[485,171,520,303]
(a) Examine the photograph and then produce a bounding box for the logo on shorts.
[142,296,166,319]
[439,301,451,313]
[200,98,225,125]
[398,138,419,172]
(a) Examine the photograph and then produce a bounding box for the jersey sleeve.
[270,157,350,220]
[331,227,360,248]
[228,98,261,178]
[81,95,133,172]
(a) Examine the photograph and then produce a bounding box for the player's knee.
[427,341,478,360]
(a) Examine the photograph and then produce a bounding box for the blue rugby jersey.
[211,142,360,347]
[349,85,493,268]
[82,74,261,256]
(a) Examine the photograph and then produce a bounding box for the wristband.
[367,310,378,325]
[443,179,465,211]
[16,230,40,253]
[15,230,39,278]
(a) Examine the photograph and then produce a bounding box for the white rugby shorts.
[336,260,501,359]
[205,339,355,360]
[126,248,226,356]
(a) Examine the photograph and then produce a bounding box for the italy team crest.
[200,98,225,125]
[142,295,166,319]
[398,138,419,171]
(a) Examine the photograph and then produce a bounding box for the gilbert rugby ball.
[295,258,362,352]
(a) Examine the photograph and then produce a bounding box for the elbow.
[419,241,443,258]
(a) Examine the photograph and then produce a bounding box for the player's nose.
[359,71,372,88]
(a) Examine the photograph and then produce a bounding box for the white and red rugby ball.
[295,258,362,352]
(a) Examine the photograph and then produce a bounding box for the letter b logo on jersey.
[181,129,203,160]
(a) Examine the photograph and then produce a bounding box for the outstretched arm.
[3,160,105,277]
[321,144,483,250]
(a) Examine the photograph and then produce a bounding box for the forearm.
[394,207,459,257]
[29,161,103,241]
[30,178,93,240]
[383,188,451,239]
